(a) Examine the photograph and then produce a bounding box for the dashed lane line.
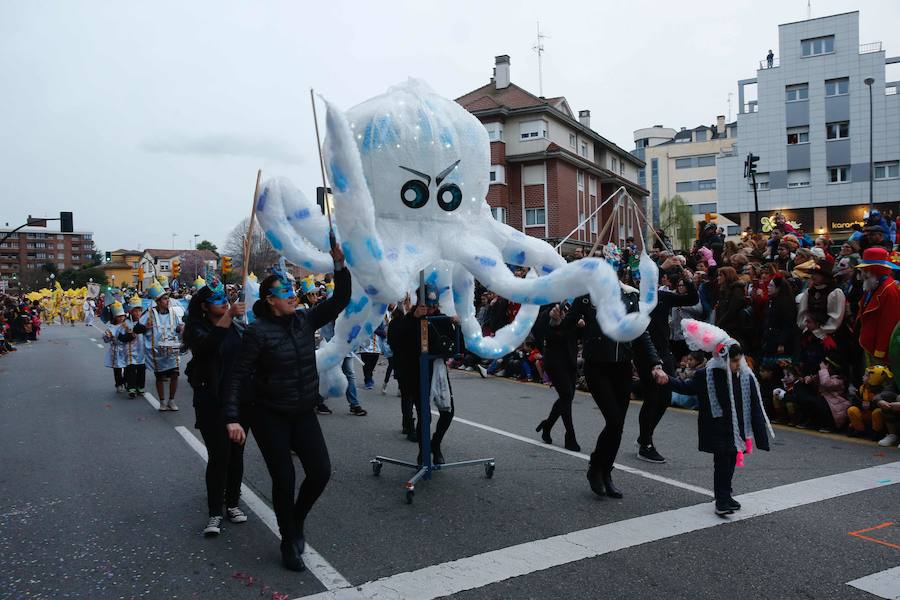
[174,426,351,592]
[440,411,716,497]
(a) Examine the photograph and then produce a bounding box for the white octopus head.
[346,79,490,223]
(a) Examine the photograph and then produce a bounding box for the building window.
[697,155,716,167]
[580,142,588,158]
[828,166,850,184]
[489,164,506,184]
[569,133,576,148]
[588,177,597,195]
[525,208,546,226]
[675,181,693,193]
[695,130,707,142]
[787,169,811,188]
[490,207,507,223]
[577,171,584,190]
[786,83,809,102]
[801,35,834,57]
[578,211,585,230]
[619,162,625,176]
[698,179,716,190]
[826,121,849,140]
[591,215,597,233]
[610,157,617,171]
[727,225,741,236]
[875,161,900,180]
[691,203,717,215]
[825,77,849,97]
[484,122,503,142]
[520,120,548,140]
[787,126,810,145]
[675,158,692,169]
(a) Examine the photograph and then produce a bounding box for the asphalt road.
[2,324,899,600]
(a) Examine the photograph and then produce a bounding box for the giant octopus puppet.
[255,79,659,397]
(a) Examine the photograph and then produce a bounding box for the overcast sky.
[2,0,898,254]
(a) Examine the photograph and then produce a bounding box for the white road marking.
[89,337,97,342]
[299,461,900,600]
[95,343,104,349]
[442,412,715,497]
[847,566,900,599]
[174,426,351,592]
[142,391,161,410]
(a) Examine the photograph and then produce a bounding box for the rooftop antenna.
[532,21,548,96]
[727,92,733,122]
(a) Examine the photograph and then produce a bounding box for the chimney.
[494,55,510,90]
[578,110,591,128]
[716,115,726,135]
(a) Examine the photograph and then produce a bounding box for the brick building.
[0,225,95,284]
[456,55,649,252]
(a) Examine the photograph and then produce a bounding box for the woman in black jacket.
[574,286,665,498]
[224,246,350,572]
[714,267,748,346]
[182,283,247,538]
[534,302,583,452]
[760,274,797,364]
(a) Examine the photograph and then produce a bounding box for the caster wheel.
[372,461,382,476]
[485,463,495,479]
[406,490,414,505]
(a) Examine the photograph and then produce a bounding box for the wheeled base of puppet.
[371,456,495,504]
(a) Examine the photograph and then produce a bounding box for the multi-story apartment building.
[634,119,739,240]
[456,55,649,251]
[718,11,900,238]
[0,225,95,284]
[102,249,145,288]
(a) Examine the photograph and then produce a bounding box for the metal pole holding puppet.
[241,169,263,323]
[310,88,337,250]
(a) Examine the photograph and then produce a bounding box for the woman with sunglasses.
[224,244,349,572]
[183,278,248,537]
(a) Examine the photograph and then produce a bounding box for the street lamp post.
[193,234,199,248]
[865,77,875,210]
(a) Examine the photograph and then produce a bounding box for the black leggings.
[199,425,247,517]
[125,364,146,390]
[361,352,379,383]
[383,356,395,384]
[637,351,675,446]
[544,359,578,438]
[113,367,124,387]
[585,365,632,473]
[252,407,331,542]
[713,450,737,501]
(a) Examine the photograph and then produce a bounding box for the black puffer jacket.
[223,267,351,420]
[184,317,244,429]
[572,288,661,366]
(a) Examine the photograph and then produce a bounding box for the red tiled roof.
[456,82,549,111]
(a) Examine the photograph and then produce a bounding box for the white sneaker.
[381,382,388,395]
[477,365,488,379]
[226,507,248,523]
[464,366,474,372]
[167,401,179,411]
[115,385,124,393]
[204,515,223,537]
[877,434,899,447]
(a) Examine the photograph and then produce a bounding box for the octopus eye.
[401,180,429,209]
[436,184,462,212]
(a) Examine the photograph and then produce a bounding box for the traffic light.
[60,211,73,233]
[105,251,111,262]
[171,260,181,280]
[743,153,760,178]
[221,256,233,275]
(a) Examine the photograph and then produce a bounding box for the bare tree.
[222,217,280,277]
[179,250,207,282]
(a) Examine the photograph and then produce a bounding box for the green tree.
[196,240,218,254]
[658,195,695,251]
[58,267,108,288]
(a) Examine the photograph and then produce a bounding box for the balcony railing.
[860,42,882,54]
[759,57,780,70]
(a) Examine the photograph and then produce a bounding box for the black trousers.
[637,350,675,446]
[585,365,632,473]
[252,407,331,542]
[113,367,125,387]
[713,450,737,501]
[125,364,146,391]
[361,352,379,383]
[199,424,247,517]
[544,359,578,438]
[383,356,395,384]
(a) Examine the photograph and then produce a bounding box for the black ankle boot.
[536,420,553,444]
[280,539,305,572]
[432,441,445,465]
[586,465,606,497]
[602,470,623,499]
[564,432,581,452]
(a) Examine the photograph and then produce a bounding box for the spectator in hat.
[856,247,900,365]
